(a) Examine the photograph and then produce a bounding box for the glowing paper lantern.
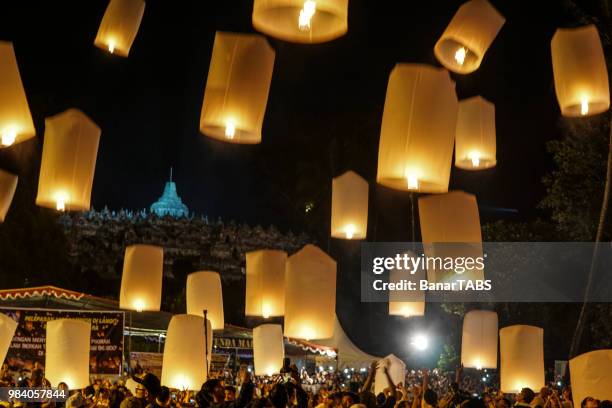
[377,64,457,193]
[94,0,145,57]
[499,325,544,393]
[200,32,275,144]
[0,313,17,365]
[331,171,368,240]
[570,350,612,407]
[455,96,496,170]
[285,245,336,340]
[119,245,163,312]
[45,319,91,389]
[0,42,35,148]
[35,109,100,212]
[388,253,425,318]
[551,25,610,117]
[186,271,224,330]
[418,191,484,283]
[374,354,406,395]
[245,250,287,318]
[161,314,212,390]
[461,310,498,369]
[253,324,285,376]
[434,0,505,74]
[252,0,348,44]
[0,170,17,222]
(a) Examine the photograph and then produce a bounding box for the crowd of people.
[0,361,609,408]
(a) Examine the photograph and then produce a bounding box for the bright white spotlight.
[411,334,429,351]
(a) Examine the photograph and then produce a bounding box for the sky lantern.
[0,170,17,222]
[94,0,145,57]
[253,324,285,376]
[245,250,287,318]
[0,313,17,365]
[455,96,497,170]
[45,319,91,389]
[200,32,275,144]
[0,42,35,148]
[252,0,348,44]
[284,244,336,340]
[35,109,100,212]
[500,325,545,393]
[434,0,505,74]
[331,171,368,240]
[374,354,406,396]
[570,350,612,407]
[119,245,163,312]
[551,25,610,117]
[377,64,457,193]
[418,191,484,283]
[186,271,225,330]
[161,314,212,390]
[461,310,498,369]
[388,253,425,318]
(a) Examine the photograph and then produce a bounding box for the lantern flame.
[580,97,589,116]
[108,40,115,54]
[1,129,17,147]
[301,326,315,341]
[406,173,419,191]
[225,120,236,139]
[455,47,467,65]
[54,191,69,212]
[469,151,481,167]
[262,303,271,319]
[344,224,356,239]
[475,358,483,370]
[299,1,317,31]
[134,299,145,312]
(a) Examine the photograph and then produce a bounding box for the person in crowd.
[581,398,599,408]
[561,388,573,408]
[224,386,236,402]
[516,389,536,408]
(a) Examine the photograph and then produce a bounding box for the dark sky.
[0,0,597,359]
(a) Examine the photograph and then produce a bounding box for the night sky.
[0,0,597,360]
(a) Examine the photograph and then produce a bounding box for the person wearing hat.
[132,373,162,406]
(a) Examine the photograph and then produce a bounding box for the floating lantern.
[252,0,348,44]
[461,310,498,369]
[285,245,336,340]
[186,271,224,330]
[119,245,163,312]
[0,313,17,365]
[551,25,610,117]
[434,0,505,74]
[331,171,368,240]
[418,191,484,283]
[0,42,35,148]
[161,314,212,390]
[35,109,100,212]
[200,32,275,144]
[377,64,457,193]
[245,250,287,318]
[374,354,406,395]
[499,325,544,393]
[388,252,425,317]
[455,96,496,170]
[45,319,91,389]
[94,0,145,57]
[0,170,17,222]
[253,324,285,376]
[570,350,612,408]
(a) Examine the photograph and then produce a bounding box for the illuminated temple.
[150,169,189,218]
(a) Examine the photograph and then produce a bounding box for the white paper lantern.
[186,271,224,330]
[499,325,544,393]
[94,0,145,57]
[245,250,287,318]
[253,324,285,376]
[374,354,406,395]
[284,245,336,340]
[0,170,17,222]
[119,244,163,312]
[570,350,612,408]
[461,310,498,369]
[45,319,91,389]
[161,314,212,391]
[0,313,17,365]
[331,171,368,240]
[388,253,425,318]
